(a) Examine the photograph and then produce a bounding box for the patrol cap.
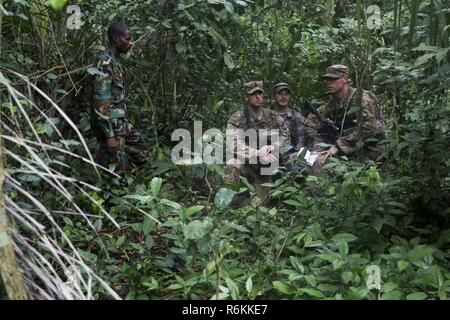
[244,81,264,95]
[322,64,349,79]
[273,82,290,93]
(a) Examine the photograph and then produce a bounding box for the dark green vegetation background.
[0,0,449,299]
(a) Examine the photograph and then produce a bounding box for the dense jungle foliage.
[0,0,449,300]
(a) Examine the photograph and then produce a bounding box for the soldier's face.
[115,29,132,54]
[245,91,264,107]
[275,90,290,107]
[325,76,347,94]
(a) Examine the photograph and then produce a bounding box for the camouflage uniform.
[304,65,387,166]
[224,81,291,199]
[91,51,148,174]
[272,83,306,151]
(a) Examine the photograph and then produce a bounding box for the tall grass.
[0,68,120,299]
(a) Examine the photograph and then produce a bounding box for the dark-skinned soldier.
[91,21,148,180]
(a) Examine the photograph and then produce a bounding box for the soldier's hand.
[258,145,277,164]
[106,137,119,154]
[312,146,339,164]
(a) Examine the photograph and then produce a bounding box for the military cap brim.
[273,83,291,93]
[322,73,343,79]
[246,87,264,95]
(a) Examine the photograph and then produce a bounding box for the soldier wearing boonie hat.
[272,82,305,152]
[304,64,387,175]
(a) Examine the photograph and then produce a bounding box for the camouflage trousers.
[95,118,149,175]
[224,163,272,201]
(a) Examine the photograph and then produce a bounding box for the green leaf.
[145,236,154,250]
[268,207,277,216]
[283,199,302,207]
[235,0,248,6]
[304,240,323,248]
[175,42,187,54]
[304,275,317,287]
[167,283,183,290]
[225,277,239,300]
[381,282,398,293]
[18,174,41,183]
[160,199,181,210]
[150,177,162,196]
[341,271,353,284]
[93,219,102,231]
[143,217,155,235]
[435,48,450,65]
[222,220,249,233]
[246,277,253,295]
[177,3,195,10]
[46,72,58,80]
[332,233,358,242]
[407,245,435,261]
[339,241,349,256]
[162,20,172,29]
[412,43,439,52]
[44,117,60,136]
[143,277,158,290]
[223,52,235,70]
[0,72,10,85]
[223,2,234,13]
[373,217,385,233]
[214,188,236,208]
[63,217,73,227]
[397,260,409,271]
[273,281,295,295]
[406,292,427,300]
[59,139,80,146]
[183,219,212,240]
[290,256,304,273]
[414,53,436,67]
[298,288,325,299]
[185,205,204,217]
[116,235,125,248]
[381,290,403,300]
[48,0,68,10]
[210,292,229,300]
[317,284,339,293]
[318,252,341,263]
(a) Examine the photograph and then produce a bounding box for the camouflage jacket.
[226,106,291,163]
[304,88,386,160]
[91,51,126,138]
[275,108,306,151]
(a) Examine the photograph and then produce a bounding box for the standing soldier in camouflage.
[272,83,306,151]
[224,81,291,200]
[91,21,148,180]
[304,65,386,174]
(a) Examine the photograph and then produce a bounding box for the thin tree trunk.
[408,0,421,50]
[0,122,28,300]
[0,0,29,300]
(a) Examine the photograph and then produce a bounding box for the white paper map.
[297,148,318,166]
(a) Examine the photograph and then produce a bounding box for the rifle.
[304,96,340,143]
